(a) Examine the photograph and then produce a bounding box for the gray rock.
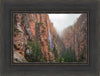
[13,51,28,63]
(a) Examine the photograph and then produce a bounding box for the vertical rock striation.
[61,14,87,62]
[13,13,56,62]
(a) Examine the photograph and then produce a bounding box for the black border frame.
[0,0,100,76]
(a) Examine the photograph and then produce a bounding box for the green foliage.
[55,58,59,62]
[14,26,21,33]
[41,57,47,62]
[61,47,77,62]
[36,22,43,25]
[53,46,61,62]
[41,30,45,33]
[59,57,64,62]
[53,46,58,59]
[25,40,46,62]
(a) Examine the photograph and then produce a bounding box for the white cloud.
[48,14,81,35]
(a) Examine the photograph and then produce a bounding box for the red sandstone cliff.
[13,13,55,62]
[61,14,87,62]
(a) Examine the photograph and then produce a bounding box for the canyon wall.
[13,13,55,62]
[61,14,87,62]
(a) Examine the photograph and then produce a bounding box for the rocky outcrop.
[14,14,27,56]
[14,30,27,56]
[13,51,27,63]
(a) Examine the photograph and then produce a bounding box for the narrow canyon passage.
[13,13,87,63]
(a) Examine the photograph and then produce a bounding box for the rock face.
[14,14,27,56]
[13,51,27,63]
[61,14,87,61]
[13,13,55,62]
[61,26,74,50]
[74,14,87,61]
[35,14,49,61]
[51,29,66,57]
[14,31,27,56]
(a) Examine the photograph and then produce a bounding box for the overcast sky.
[48,14,81,35]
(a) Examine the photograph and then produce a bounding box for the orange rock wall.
[61,14,87,61]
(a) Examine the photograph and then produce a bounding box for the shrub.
[61,47,77,62]
[53,46,58,59]
[55,58,59,62]
[25,40,46,62]
[36,22,43,25]
[60,57,64,62]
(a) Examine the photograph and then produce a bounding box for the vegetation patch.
[14,26,21,33]
[36,22,43,25]
[60,47,77,62]
[25,40,47,62]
